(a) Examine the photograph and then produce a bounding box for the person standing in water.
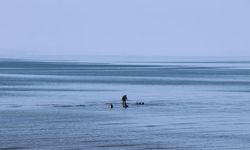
[122,95,128,108]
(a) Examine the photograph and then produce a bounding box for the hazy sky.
[0,0,249,58]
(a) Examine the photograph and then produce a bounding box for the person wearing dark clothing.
[110,103,113,109]
[122,95,128,108]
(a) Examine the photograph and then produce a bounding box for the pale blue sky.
[0,0,249,58]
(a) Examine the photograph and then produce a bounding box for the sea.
[1,56,250,150]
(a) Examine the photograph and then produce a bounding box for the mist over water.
[1,57,250,150]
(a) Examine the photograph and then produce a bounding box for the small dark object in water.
[136,102,144,105]
[110,103,113,109]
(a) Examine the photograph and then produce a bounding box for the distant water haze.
[0,0,250,58]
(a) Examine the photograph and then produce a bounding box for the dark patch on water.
[4,104,22,108]
[51,104,86,108]
[2,60,250,78]
[125,60,250,64]
[2,76,250,87]
[99,122,138,126]
[0,92,32,97]
[144,124,159,128]
[96,143,146,147]
[0,147,27,150]
[0,87,118,92]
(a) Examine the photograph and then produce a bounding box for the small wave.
[0,104,22,108]
[0,147,27,150]
[96,143,144,148]
[52,104,86,108]
[144,124,160,128]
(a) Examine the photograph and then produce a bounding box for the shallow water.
[1,57,250,150]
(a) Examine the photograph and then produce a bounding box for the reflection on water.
[0,58,250,149]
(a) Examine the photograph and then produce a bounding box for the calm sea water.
[1,57,250,150]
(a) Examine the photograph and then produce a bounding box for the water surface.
[1,57,250,149]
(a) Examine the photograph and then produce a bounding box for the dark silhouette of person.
[122,95,128,108]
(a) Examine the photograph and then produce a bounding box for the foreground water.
[1,57,250,150]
